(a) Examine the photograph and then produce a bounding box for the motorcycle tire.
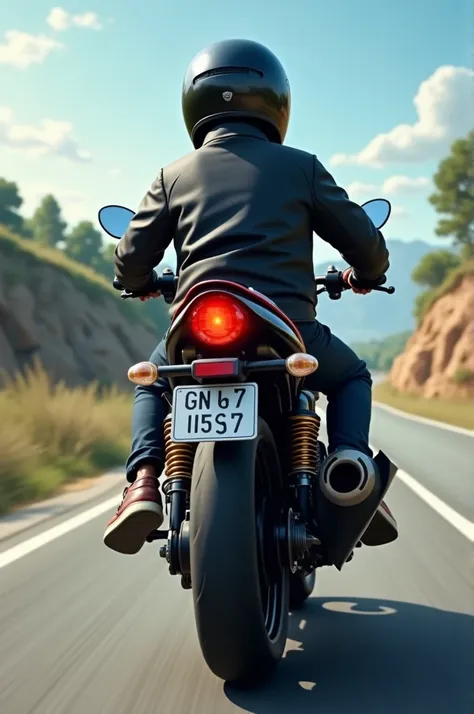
[190,417,289,685]
[289,569,316,610]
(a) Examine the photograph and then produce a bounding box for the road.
[0,405,472,714]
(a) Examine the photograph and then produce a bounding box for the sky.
[0,0,472,265]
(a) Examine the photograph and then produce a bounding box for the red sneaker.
[103,475,164,554]
[361,500,398,546]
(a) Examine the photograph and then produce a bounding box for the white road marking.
[395,468,474,542]
[373,400,474,437]
[0,495,119,570]
[1,411,473,570]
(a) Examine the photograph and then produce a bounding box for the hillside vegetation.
[414,259,474,322]
[0,225,158,330]
[351,331,412,372]
[0,362,131,516]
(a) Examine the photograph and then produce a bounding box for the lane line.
[373,400,474,437]
[1,420,473,570]
[0,495,119,570]
[395,469,474,542]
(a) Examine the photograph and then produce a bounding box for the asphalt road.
[0,407,472,714]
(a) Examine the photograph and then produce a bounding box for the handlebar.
[113,265,395,304]
[113,268,178,304]
[314,265,395,300]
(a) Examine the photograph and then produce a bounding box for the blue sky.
[0,0,471,264]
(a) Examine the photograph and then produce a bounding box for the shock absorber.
[289,392,321,523]
[161,414,197,575]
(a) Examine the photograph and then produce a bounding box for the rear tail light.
[189,294,248,346]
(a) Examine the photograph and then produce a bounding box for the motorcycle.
[98,198,398,685]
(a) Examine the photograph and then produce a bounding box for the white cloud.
[22,185,87,223]
[346,181,378,200]
[47,7,103,31]
[0,106,92,162]
[0,30,62,69]
[382,175,431,195]
[330,65,473,167]
[346,175,431,202]
[109,168,122,177]
[391,205,409,218]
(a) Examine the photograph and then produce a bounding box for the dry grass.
[0,361,132,515]
[373,381,474,430]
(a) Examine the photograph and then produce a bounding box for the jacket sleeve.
[114,169,174,291]
[309,155,390,281]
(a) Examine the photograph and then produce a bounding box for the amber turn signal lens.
[286,353,319,377]
[127,361,158,385]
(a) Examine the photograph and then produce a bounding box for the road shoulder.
[0,469,123,543]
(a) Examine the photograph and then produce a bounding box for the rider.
[103,39,398,555]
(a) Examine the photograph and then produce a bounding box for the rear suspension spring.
[163,415,197,481]
[289,411,321,476]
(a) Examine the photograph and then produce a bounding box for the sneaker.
[361,500,398,546]
[103,474,164,554]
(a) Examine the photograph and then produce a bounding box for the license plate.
[171,383,258,443]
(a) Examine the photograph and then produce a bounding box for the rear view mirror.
[98,205,136,239]
[361,198,391,230]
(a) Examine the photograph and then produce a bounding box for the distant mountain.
[158,237,434,344]
[313,240,434,344]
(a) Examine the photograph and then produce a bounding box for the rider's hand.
[342,268,372,295]
[139,291,161,302]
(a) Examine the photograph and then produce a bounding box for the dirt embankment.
[0,229,164,388]
[389,266,474,399]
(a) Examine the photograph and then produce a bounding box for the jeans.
[125,320,373,482]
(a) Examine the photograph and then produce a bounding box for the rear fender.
[166,290,304,366]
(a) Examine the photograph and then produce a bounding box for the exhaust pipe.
[314,450,398,570]
[319,450,377,507]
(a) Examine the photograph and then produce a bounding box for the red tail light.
[189,294,248,346]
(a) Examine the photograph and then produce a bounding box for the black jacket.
[114,122,389,321]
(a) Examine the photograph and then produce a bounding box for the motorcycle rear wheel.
[289,569,316,610]
[190,417,289,685]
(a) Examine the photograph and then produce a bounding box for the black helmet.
[182,39,291,148]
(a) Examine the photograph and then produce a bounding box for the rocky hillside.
[389,263,474,398]
[0,228,168,389]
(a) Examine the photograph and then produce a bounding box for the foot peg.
[146,529,168,542]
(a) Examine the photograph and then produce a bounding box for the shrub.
[0,361,131,515]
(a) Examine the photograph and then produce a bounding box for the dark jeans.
[125,320,373,482]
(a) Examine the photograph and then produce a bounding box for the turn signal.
[127,361,158,385]
[286,353,319,377]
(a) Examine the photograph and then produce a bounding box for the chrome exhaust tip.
[319,449,377,507]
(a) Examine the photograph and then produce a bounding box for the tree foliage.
[64,220,103,266]
[31,194,67,247]
[411,250,461,289]
[429,131,474,254]
[0,178,24,233]
[64,222,118,279]
[351,331,412,372]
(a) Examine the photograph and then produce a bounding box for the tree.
[64,221,104,268]
[429,131,474,255]
[31,194,67,247]
[0,178,24,233]
[91,242,116,279]
[411,250,461,289]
